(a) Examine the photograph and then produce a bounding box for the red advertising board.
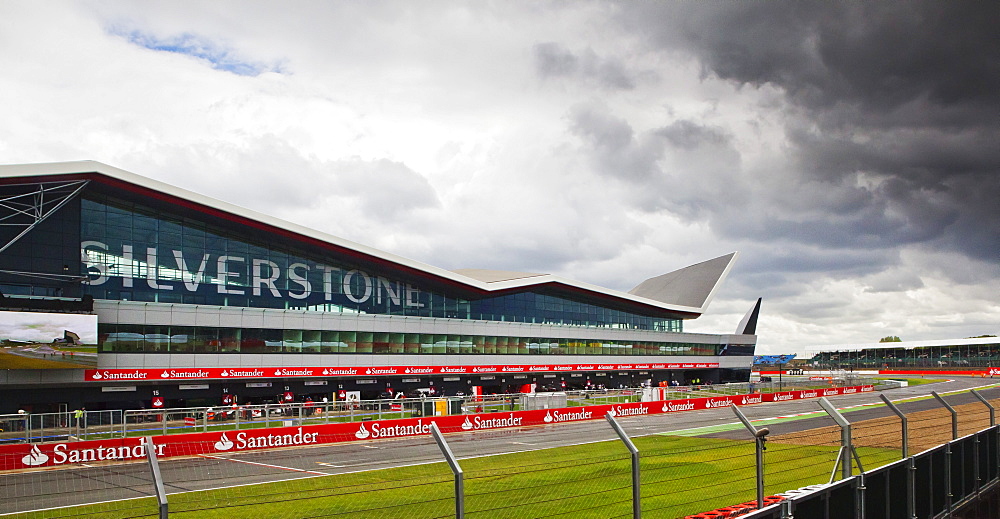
[83,362,722,382]
[0,385,873,471]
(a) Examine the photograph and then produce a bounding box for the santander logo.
[663,401,695,412]
[215,433,234,451]
[607,405,649,417]
[22,445,49,466]
[355,423,371,439]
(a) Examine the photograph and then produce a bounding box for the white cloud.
[0,2,996,355]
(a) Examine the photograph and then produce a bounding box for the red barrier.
[0,387,873,471]
[684,496,786,518]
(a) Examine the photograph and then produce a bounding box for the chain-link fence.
[2,385,989,519]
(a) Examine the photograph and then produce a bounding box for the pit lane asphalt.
[3,377,997,515]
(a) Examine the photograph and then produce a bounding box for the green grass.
[15,435,900,519]
[0,350,93,369]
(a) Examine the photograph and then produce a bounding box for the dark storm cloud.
[615,2,1000,264]
[567,104,743,217]
[533,42,637,90]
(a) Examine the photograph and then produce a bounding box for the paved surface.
[2,377,997,514]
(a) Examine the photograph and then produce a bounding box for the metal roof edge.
[0,161,721,317]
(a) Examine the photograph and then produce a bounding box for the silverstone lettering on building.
[81,241,425,310]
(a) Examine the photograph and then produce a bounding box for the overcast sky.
[1,2,997,354]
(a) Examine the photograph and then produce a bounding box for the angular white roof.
[0,161,738,318]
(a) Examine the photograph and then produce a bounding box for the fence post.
[144,436,168,519]
[908,456,917,519]
[819,397,863,482]
[780,499,794,519]
[970,389,995,427]
[606,412,641,519]
[880,394,909,458]
[429,422,464,519]
[966,388,990,497]
[731,405,769,509]
[931,391,958,440]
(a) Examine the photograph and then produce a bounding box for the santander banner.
[0,384,873,471]
[83,363,721,382]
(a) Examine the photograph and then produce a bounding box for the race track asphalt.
[2,377,997,514]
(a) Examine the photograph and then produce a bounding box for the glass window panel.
[193,327,219,353]
[220,328,240,352]
[420,334,436,353]
[389,333,405,354]
[320,330,339,353]
[302,330,322,352]
[404,333,420,354]
[240,328,265,353]
[356,332,373,353]
[140,325,168,353]
[340,331,357,353]
[170,327,195,352]
[261,329,282,353]
[495,336,508,355]
[372,332,389,354]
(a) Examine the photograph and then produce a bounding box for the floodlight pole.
[732,405,769,509]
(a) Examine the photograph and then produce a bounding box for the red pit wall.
[0,385,874,471]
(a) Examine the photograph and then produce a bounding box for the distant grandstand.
[806,337,1000,370]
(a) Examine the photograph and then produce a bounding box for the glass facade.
[80,195,682,332]
[98,323,726,356]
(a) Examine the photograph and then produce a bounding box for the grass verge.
[14,435,899,519]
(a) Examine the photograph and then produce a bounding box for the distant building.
[806,337,1000,370]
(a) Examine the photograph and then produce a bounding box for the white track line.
[197,453,331,476]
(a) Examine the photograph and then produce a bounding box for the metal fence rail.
[0,378,886,446]
[3,381,976,519]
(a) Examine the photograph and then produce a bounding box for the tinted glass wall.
[0,183,82,297]
[98,323,723,356]
[80,194,680,331]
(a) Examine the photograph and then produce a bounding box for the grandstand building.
[806,337,1000,371]
[0,161,757,413]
